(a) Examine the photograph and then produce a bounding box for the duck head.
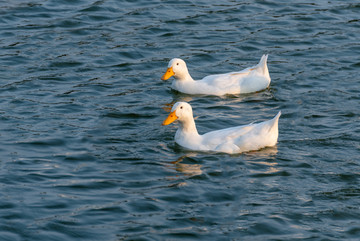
[162,102,193,126]
[161,58,191,81]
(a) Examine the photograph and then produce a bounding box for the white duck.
[162,102,280,154]
[161,55,271,96]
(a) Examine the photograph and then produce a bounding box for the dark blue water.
[0,0,359,240]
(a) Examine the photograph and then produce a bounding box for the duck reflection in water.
[167,154,203,177]
[243,146,284,176]
[243,145,278,159]
[162,96,193,113]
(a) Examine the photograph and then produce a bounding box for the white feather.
[163,55,271,96]
[164,102,281,154]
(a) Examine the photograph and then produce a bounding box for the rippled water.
[0,0,359,240]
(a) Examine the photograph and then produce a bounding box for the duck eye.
[180,106,183,109]
[176,63,179,65]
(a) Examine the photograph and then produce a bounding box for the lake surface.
[0,0,359,240]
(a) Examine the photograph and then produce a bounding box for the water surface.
[0,0,360,240]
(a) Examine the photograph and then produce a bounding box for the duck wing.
[201,111,281,153]
[197,55,270,95]
[233,111,281,152]
[201,123,255,149]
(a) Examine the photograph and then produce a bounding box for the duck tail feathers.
[274,110,281,120]
[259,54,268,67]
[269,111,281,127]
[254,54,270,80]
[268,111,281,134]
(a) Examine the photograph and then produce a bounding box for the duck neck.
[178,116,199,136]
[175,69,194,82]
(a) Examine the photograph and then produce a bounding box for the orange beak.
[162,111,178,125]
[161,67,175,80]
